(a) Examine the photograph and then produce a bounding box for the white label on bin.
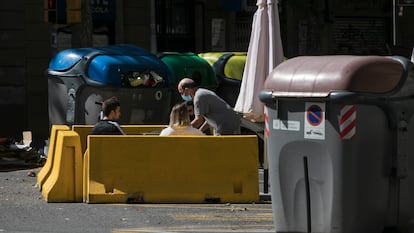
[304,102,325,140]
[273,119,300,131]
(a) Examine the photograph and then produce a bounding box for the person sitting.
[160,102,204,136]
[92,97,126,135]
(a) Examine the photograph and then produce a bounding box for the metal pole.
[149,0,157,53]
[263,137,269,193]
[393,0,397,46]
[81,0,93,47]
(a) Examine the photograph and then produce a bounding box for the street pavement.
[0,162,274,233]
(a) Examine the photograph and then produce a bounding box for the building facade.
[0,0,412,146]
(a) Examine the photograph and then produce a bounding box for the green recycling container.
[157,52,217,88]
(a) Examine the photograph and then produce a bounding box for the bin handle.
[259,90,336,104]
[259,90,276,105]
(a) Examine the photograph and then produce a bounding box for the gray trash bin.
[259,55,414,233]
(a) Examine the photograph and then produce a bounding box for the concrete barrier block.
[84,135,259,203]
[71,125,166,154]
[36,125,70,190]
[41,130,83,202]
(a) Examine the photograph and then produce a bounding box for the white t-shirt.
[159,125,204,136]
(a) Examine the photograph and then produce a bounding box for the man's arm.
[191,115,205,129]
[199,120,210,132]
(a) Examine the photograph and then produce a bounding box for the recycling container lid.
[49,44,153,72]
[48,44,171,87]
[49,48,96,71]
[199,52,247,82]
[87,53,170,87]
[222,53,246,81]
[198,52,227,67]
[263,55,406,98]
[158,52,217,87]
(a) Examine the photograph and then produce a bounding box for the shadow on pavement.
[0,159,44,172]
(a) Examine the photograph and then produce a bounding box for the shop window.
[156,0,195,52]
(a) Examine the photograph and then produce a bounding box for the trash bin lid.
[199,52,247,81]
[198,52,226,67]
[264,55,405,97]
[48,44,171,87]
[49,48,96,71]
[158,52,217,87]
[222,53,246,81]
[87,53,170,87]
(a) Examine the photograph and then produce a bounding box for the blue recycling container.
[48,44,173,127]
[49,44,171,87]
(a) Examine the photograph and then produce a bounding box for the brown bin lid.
[264,55,404,97]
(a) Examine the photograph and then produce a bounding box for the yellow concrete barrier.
[36,125,70,190]
[84,135,259,204]
[71,125,166,155]
[41,130,83,202]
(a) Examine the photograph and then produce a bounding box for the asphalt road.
[0,163,274,233]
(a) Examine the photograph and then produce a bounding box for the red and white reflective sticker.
[339,105,356,139]
[264,106,269,138]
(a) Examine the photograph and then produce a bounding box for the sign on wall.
[212,18,226,51]
[46,0,116,24]
[92,0,116,21]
